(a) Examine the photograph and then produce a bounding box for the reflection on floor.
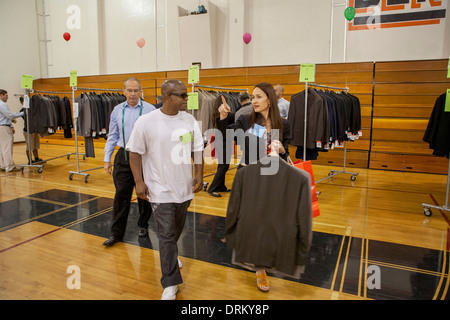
[0,189,448,300]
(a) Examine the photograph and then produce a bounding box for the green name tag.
[445,89,450,112]
[21,75,33,89]
[447,58,450,78]
[188,92,199,110]
[180,132,193,144]
[188,65,199,84]
[299,64,315,82]
[70,70,78,87]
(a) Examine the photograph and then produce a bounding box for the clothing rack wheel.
[18,164,44,173]
[69,87,122,182]
[423,206,432,217]
[69,172,90,183]
[325,170,358,181]
[421,204,450,217]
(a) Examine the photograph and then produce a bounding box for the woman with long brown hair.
[216,82,291,165]
[216,82,293,292]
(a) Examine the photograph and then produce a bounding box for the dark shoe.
[138,227,148,237]
[33,158,45,163]
[103,237,121,247]
[208,191,221,198]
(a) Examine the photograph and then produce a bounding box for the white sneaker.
[178,257,182,269]
[161,285,178,300]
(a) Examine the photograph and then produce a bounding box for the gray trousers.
[0,126,15,171]
[152,200,191,288]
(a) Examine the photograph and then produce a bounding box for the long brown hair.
[251,83,284,140]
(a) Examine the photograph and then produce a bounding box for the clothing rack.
[193,85,248,92]
[73,87,122,92]
[17,89,77,173]
[69,86,122,182]
[75,87,144,99]
[302,82,358,183]
[27,89,72,95]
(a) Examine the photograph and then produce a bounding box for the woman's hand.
[271,140,286,155]
[218,96,231,120]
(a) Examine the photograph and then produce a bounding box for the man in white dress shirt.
[0,89,24,172]
[274,84,290,119]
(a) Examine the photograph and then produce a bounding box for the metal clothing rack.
[17,89,77,173]
[302,82,359,183]
[193,84,248,92]
[69,86,123,182]
[74,87,123,92]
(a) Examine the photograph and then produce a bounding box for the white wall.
[0,0,41,142]
[3,0,450,80]
[246,0,333,66]
[101,0,157,74]
[46,0,100,77]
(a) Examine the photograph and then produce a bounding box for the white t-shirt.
[126,109,204,203]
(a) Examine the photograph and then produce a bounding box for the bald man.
[103,77,155,247]
[274,84,290,119]
[127,79,204,300]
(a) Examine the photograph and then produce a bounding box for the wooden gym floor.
[0,143,449,300]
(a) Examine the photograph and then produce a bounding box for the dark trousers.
[208,163,230,193]
[152,200,191,288]
[111,148,152,239]
[208,141,231,193]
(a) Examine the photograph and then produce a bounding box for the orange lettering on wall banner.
[348,0,447,31]
[430,0,442,7]
[411,0,422,9]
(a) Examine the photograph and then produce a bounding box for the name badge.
[248,124,266,138]
[180,132,193,145]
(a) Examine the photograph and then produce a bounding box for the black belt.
[0,124,11,126]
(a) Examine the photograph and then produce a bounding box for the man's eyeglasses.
[170,92,189,99]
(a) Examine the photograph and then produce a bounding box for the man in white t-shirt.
[126,79,204,300]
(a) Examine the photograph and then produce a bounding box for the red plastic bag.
[290,158,320,218]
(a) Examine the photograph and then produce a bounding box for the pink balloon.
[243,33,252,45]
[136,37,145,48]
[63,32,71,42]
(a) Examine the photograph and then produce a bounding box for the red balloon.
[243,33,252,45]
[63,32,71,41]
